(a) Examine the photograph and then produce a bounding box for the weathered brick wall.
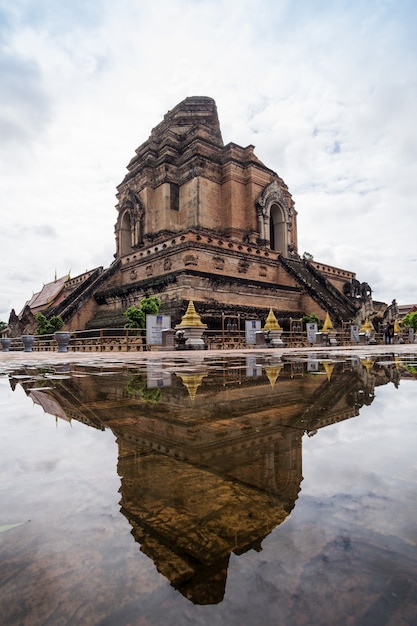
[115,97,295,254]
[118,232,297,289]
[310,261,355,293]
[65,295,99,332]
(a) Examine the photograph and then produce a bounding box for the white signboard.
[307,323,318,344]
[146,361,172,388]
[146,315,171,345]
[307,355,319,372]
[351,325,360,343]
[246,356,262,377]
[245,320,261,345]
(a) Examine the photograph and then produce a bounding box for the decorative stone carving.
[213,256,225,270]
[254,180,295,257]
[238,260,249,274]
[184,254,198,267]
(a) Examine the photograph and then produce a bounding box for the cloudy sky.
[1,0,416,321]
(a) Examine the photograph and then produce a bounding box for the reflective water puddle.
[1,353,417,625]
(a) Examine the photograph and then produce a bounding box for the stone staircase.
[280,257,358,323]
[46,260,121,324]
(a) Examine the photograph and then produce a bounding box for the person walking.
[387,322,395,344]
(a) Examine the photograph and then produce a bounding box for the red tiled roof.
[398,304,417,316]
[30,390,70,421]
[22,275,69,314]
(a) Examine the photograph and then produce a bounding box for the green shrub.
[124,296,161,331]
[36,313,64,335]
[302,313,321,329]
[401,311,417,332]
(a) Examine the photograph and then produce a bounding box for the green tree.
[124,296,161,331]
[302,313,321,329]
[139,295,161,316]
[0,321,7,332]
[123,306,145,330]
[36,313,49,335]
[401,311,417,332]
[49,316,64,332]
[36,313,64,335]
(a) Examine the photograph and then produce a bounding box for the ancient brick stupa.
[21,96,367,332]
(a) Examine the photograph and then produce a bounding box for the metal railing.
[1,328,148,353]
[1,327,415,353]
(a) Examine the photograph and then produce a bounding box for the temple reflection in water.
[13,353,401,604]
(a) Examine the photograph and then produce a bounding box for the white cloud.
[1,0,416,320]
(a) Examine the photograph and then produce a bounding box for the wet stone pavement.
[1,345,417,625]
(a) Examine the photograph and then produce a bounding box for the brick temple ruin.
[14,96,384,333]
